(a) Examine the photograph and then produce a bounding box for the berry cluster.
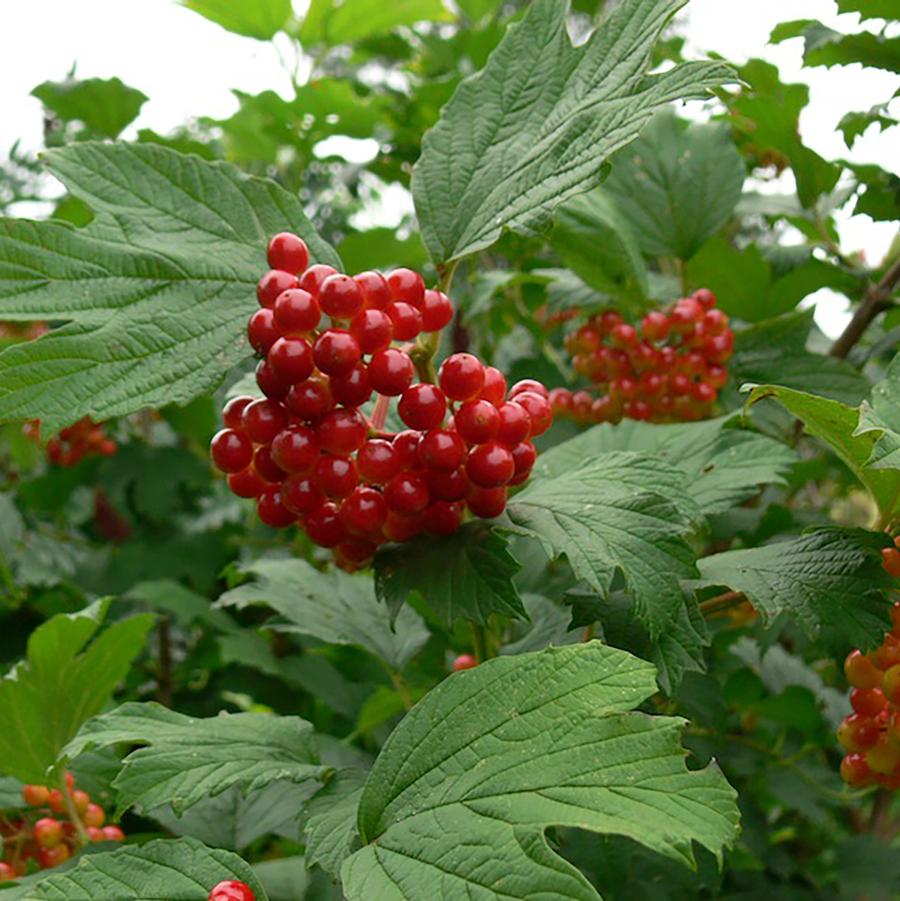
[23,418,117,467]
[211,233,552,570]
[0,774,124,881]
[209,880,255,901]
[551,289,734,425]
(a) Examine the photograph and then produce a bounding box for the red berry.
[46,788,63,813]
[511,391,552,436]
[211,429,253,474]
[453,653,477,672]
[508,379,549,400]
[271,425,319,474]
[624,400,652,421]
[387,268,425,308]
[254,445,287,483]
[247,308,281,355]
[273,288,320,335]
[382,511,423,542]
[87,826,106,841]
[629,341,658,372]
[693,288,717,309]
[336,538,377,566]
[340,486,387,535]
[393,430,424,470]
[281,475,323,514]
[228,468,267,499]
[418,428,466,471]
[479,366,507,406]
[421,289,453,332]
[267,233,309,274]
[286,376,333,421]
[305,501,347,547]
[638,372,665,398]
[350,309,393,354]
[257,270,297,309]
[38,843,70,869]
[671,298,704,331]
[596,310,623,334]
[256,359,289,401]
[209,880,255,901]
[0,862,14,882]
[257,486,296,528]
[357,439,400,484]
[692,382,717,404]
[399,384,447,431]
[319,274,365,320]
[873,636,900,670]
[840,753,871,786]
[72,790,90,815]
[467,485,507,518]
[611,323,638,349]
[268,337,314,384]
[466,441,515,487]
[314,455,359,499]
[641,311,670,341]
[385,472,430,515]
[314,329,361,376]
[223,396,254,430]
[241,399,287,445]
[298,264,338,296]
[610,377,638,401]
[34,818,63,849]
[317,408,368,455]
[837,713,880,751]
[669,373,692,396]
[510,441,536,481]
[702,308,729,335]
[883,547,900,578]
[85,803,105,828]
[426,466,469,501]
[354,271,391,310]
[102,825,125,842]
[368,348,415,396]
[707,365,728,389]
[386,301,423,340]
[23,784,50,807]
[704,331,734,364]
[851,687,887,717]
[439,353,485,401]
[330,364,373,408]
[422,500,463,535]
[495,402,531,447]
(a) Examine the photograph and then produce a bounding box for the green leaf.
[535,418,796,516]
[252,857,313,901]
[412,0,735,263]
[342,643,738,899]
[183,0,292,39]
[550,190,648,297]
[300,0,452,46]
[745,383,900,522]
[838,104,898,149]
[0,142,340,431]
[698,528,894,646]
[602,110,744,260]
[31,77,148,140]
[374,522,526,627]
[457,0,504,20]
[0,601,153,783]
[836,0,898,20]
[13,837,267,900]
[61,702,329,816]
[303,769,366,881]
[506,454,699,636]
[856,351,900,472]
[846,160,900,221]
[772,20,900,73]
[216,557,429,669]
[501,593,579,656]
[733,309,870,405]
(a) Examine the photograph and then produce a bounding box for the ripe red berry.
[837,713,880,751]
[467,485,507,518]
[386,301,423,340]
[298,264,338,296]
[228,468,268,499]
[86,826,105,841]
[350,309,393,354]
[314,455,359,500]
[422,500,463,535]
[209,879,256,901]
[610,323,638,349]
[271,425,319,474]
[0,862,14,882]
[354,271,391,310]
[385,472,430,515]
[319,274,365,320]
[421,289,453,332]
[495,402,531,447]
[509,440,537,482]
[479,366,507,406]
[439,353,485,401]
[508,379,549,400]
[101,825,126,842]
[85,803,105,828]
[223,396,254,430]
[247,308,281,355]
[286,376,333,421]
[313,329,361,376]
[254,445,288,483]
[624,400,652,421]
[883,547,900,578]
[211,429,253,474]
[257,486,296,528]
[399,384,446,431]
[418,428,466,471]
[840,753,871,786]
[39,843,70,869]
[71,790,90,815]
[704,331,734,364]
[23,784,50,807]
[336,538,377,567]
[257,270,297,309]
[671,298,704,331]
[368,348,415,396]
[453,653,477,671]
[241,399,287,445]
[453,400,499,445]
[512,391,552,436]
[317,408,368,455]
[641,311,670,341]
[357,439,401,484]
[267,233,309,274]
[692,382,717,405]
[268,337,314,384]
[339,486,387,535]
[273,288,320,335]
[305,501,347,547]
[255,359,289,400]
[33,817,63,848]
[693,288,717,309]
[281,475,322,514]
[466,441,515,487]
[426,466,469,501]
[330,364,373,408]
[387,268,425,308]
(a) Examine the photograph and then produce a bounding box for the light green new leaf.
[342,643,738,900]
[745,383,900,523]
[374,522,527,626]
[216,557,429,669]
[412,0,735,264]
[602,110,745,260]
[183,0,292,39]
[11,837,267,900]
[836,0,897,20]
[698,528,894,647]
[61,702,329,816]
[506,453,700,636]
[535,418,796,516]
[31,78,148,139]
[0,600,153,784]
[0,142,340,431]
[300,0,451,46]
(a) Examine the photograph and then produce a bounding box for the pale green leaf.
[300,0,452,46]
[183,0,292,39]
[342,643,738,899]
[412,0,735,263]
[836,0,897,20]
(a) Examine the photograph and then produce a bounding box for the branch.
[699,590,747,616]
[830,256,900,359]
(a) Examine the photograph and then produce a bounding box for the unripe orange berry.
[33,818,63,849]
[883,664,900,705]
[867,734,900,774]
[840,753,872,786]
[845,649,882,689]
[872,635,900,671]
[38,843,70,869]
[84,803,105,828]
[22,784,50,807]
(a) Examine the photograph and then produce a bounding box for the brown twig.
[699,590,747,616]
[830,256,900,359]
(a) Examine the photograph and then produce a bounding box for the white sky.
[0,0,898,335]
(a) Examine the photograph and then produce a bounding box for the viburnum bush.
[0,0,897,899]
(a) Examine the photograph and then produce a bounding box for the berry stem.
[369,394,390,432]
[390,671,414,712]
[699,590,747,617]
[60,776,89,846]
